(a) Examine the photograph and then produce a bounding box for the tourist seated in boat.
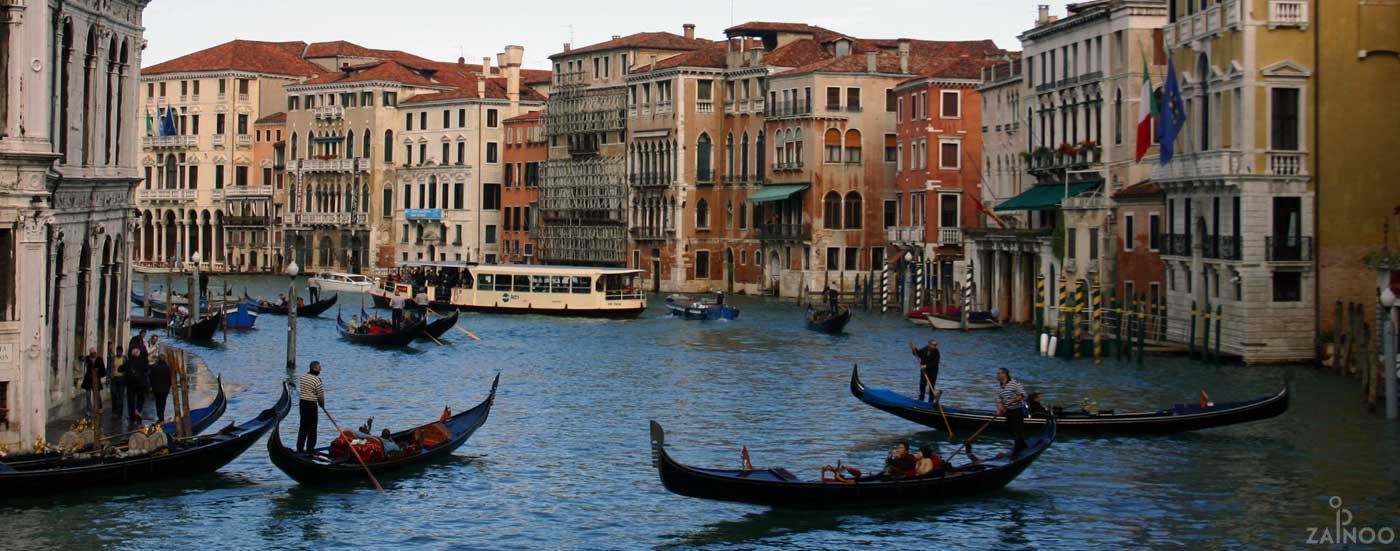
[347,315,362,333]
[882,442,919,478]
[328,429,387,463]
[1026,392,1049,415]
[915,445,945,476]
[277,294,288,307]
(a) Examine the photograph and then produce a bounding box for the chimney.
[898,40,911,74]
[457,56,466,66]
[1037,4,1050,26]
[341,62,352,75]
[683,23,695,40]
[503,45,524,109]
[479,56,490,98]
[866,51,878,73]
[563,42,571,52]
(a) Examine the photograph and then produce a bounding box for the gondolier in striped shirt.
[297,361,326,453]
[995,368,1028,456]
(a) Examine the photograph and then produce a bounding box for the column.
[1012,251,1028,323]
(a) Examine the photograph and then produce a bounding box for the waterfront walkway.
[43,346,224,445]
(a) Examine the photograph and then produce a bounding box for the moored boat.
[907,305,1002,330]
[649,418,1055,508]
[129,314,167,329]
[309,272,375,294]
[222,303,258,330]
[244,291,339,317]
[171,310,223,341]
[664,295,739,321]
[0,383,291,496]
[372,262,647,319]
[805,306,851,334]
[849,365,1289,435]
[336,314,424,347]
[267,374,498,485]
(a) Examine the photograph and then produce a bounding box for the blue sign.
[405,208,443,220]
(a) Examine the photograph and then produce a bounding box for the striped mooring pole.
[1056,275,1068,336]
[915,254,925,309]
[880,264,889,314]
[961,261,974,331]
[1034,273,1045,333]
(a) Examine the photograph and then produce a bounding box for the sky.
[140,0,1063,70]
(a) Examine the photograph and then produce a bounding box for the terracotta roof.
[776,37,1006,79]
[254,112,287,124]
[632,42,728,73]
[521,69,553,84]
[300,59,444,87]
[504,111,544,123]
[304,40,433,65]
[762,38,832,68]
[552,32,709,59]
[1112,181,1163,199]
[142,39,325,77]
[400,75,547,104]
[724,22,848,42]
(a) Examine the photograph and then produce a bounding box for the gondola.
[0,377,230,472]
[649,417,1055,508]
[172,310,223,341]
[129,314,167,329]
[0,383,291,496]
[804,306,851,334]
[850,365,1289,435]
[420,310,460,341]
[267,373,498,485]
[243,291,339,317]
[336,314,424,347]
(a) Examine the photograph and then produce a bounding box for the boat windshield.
[601,273,643,300]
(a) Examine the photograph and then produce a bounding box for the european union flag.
[1158,57,1187,165]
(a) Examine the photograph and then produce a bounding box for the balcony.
[295,158,357,173]
[1202,234,1242,260]
[720,175,750,186]
[1268,152,1306,176]
[1268,1,1308,28]
[212,135,226,147]
[314,105,345,120]
[144,135,197,149]
[554,71,587,87]
[628,173,670,188]
[765,100,811,119]
[750,98,765,112]
[136,189,196,203]
[1151,150,1308,182]
[629,226,672,241]
[772,160,805,172]
[237,93,250,103]
[1266,235,1312,262]
[757,222,811,241]
[236,134,252,147]
[886,225,925,245]
[696,100,714,114]
[724,100,736,113]
[224,185,274,199]
[656,100,672,113]
[224,215,269,226]
[939,227,963,246]
[1160,233,1192,257]
[293,212,353,226]
[1166,0,1242,49]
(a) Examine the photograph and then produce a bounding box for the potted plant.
[1033,146,1054,168]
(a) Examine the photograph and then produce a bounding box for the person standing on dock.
[148,350,172,424]
[995,368,1027,456]
[910,338,941,402]
[110,344,126,421]
[390,291,406,329]
[297,361,326,453]
[81,347,106,417]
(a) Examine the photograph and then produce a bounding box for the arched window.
[57,20,72,161]
[696,133,712,182]
[115,41,129,163]
[741,132,750,181]
[81,27,96,165]
[162,154,177,189]
[773,130,784,168]
[784,129,795,165]
[844,129,862,163]
[823,191,842,229]
[793,129,803,165]
[724,132,734,178]
[363,128,372,158]
[824,128,842,163]
[384,130,394,163]
[104,38,117,165]
[696,198,710,228]
[756,131,765,182]
[428,175,438,209]
[844,191,863,229]
[1113,88,1123,145]
[345,130,355,159]
[290,132,299,160]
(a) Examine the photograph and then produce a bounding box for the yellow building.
[1154,0,1399,363]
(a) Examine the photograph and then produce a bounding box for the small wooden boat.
[1,377,230,471]
[0,383,291,496]
[336,314,424,347]
[244,291,339,317]
[267,374,498,485]
[420,310,460,341]
[649,418,1055,508]
[805,306,851,334]
[171,311,223,341]
[664,295,740,320]
[850,365,1289,435]
[129,315,167,329]
[907,305,1002,330]
[222,303,258,330]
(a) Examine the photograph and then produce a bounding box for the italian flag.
[1135,59,1155,162]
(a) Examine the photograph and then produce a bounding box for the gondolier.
[297,361,326,453]
[824,286,839,312]
[996,368,1027,456]
[390,292,406,329]
[910,338,940,402]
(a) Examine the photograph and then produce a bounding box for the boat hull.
[805,308,851,334]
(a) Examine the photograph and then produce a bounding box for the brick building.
[502,111,547,264]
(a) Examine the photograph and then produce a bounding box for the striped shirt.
[299,373,325,404]
[998,379,1025,408]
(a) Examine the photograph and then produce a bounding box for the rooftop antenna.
[730,0,734,27]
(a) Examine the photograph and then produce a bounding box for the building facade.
[0,0,148,451]
[501,111,546,264]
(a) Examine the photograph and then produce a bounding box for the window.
[844,130,861,163]
[483,142,497,164]
[213,166,223,189]
[939,140,961,169]
[940,91,960,118]
[823,192,842,229]
[846,88,861,111]
[826,247,840,271]
[697,80,713,101]
[238,79,249,94]
[897,97,904,120]
[454,182,464,209]
[826,87,841,110]
[824,128,842,163]
[442,110,451,128]
[0,229,13,320]
[1089,228,1100,260]
[696,199,710,228]
[1270,87,1300,151]
[457,142,465,165]
[288,96,300,111]
[442,143,449,165]
[458,109,466,128]
[1123,214,1135,251]
[1113,89,1123,145]
[418,112,426,130]
[885,88,895,112]
[485,224,497,244]
[191,115,200,135]
[405,113,413,131]
[1149,213,1161,251]
[383,91,397,106]
[362,91,373,106]
[844,192,863,229]
[483,183,501,210]
[237,114,248,135]
[845,247,859,270]
[696,133,712,181]
[695,250,710,279]
[884,200,897,228]
[939,194,958,228]
[871,247,885,269]
[216,114,226,134]
[1068,227,1078,259]
[884,134,897,162]
[1124,281,1135,304]
[418,143,427,165]
[487,109,499,128]
[235,166,248,186]
[384,130,394,163]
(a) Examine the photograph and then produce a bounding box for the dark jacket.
[914,346,940,375]
[148,359,172,394]
[125,353,150,390]
[81,356,106,390]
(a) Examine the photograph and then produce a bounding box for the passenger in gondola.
[996,368,1028,456]
[882,442,919,478]
[348,315,362,334]
[715,290,725,306]
[915,445,944,476]
[278,293,288,307]
[1026,392,1049,416]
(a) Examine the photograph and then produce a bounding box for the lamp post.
[1381,285,1397,420]
[903,250,914,314]
[286,260,299,371]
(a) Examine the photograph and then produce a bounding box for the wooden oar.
[424,329,445,346]
[922,372,956,440]
[944,412,998,464]
[319,405,385,493]
[454,326,481,341]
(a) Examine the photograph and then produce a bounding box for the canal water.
[7,275,1400,549]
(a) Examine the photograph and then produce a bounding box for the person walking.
[80,347,106,417]
[124,347,150,427]
[148,349,172,424]
[995,367,1028,456]
[296,361,326,453]
[110,344,126,420]
[910,338,941,402]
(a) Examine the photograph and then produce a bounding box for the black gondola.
[419,310,460,341]
[244,291,339,317]
[129,315,167,329]
[649,417,1055,509]
[804,306,851,334]
[267,373,498,485]
[1,377,229,471]
[850,365,1289,435]
[336,314,424,347]
[172,310,223,341]
[0,383,291,496]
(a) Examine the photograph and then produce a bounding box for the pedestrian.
[910,338,941,402]
[148,333,163,366]
[296,360,326,453]
[128,329,148,359]
[80,347,106,417]
[125,347,150,427]
[148,348,172,424]
[995,367,1028,456]
[110,343,126,420]
[390,291,406,329]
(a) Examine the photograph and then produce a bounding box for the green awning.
[747,184,809,204]
[993,181,1101,212]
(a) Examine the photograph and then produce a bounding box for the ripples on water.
[7,276,1400,549]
